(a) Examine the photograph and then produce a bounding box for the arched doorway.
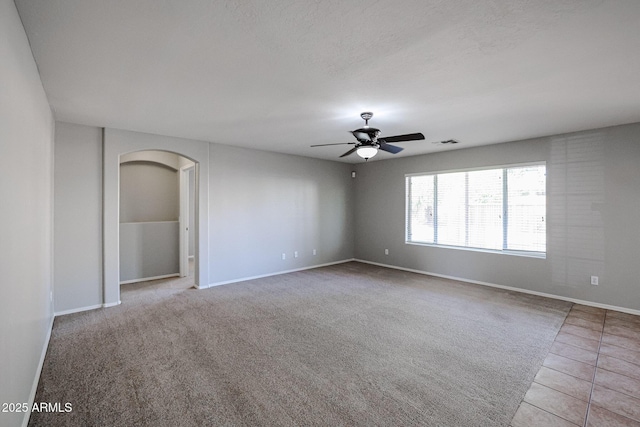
[119,151,195,287]
[102,128,210,306]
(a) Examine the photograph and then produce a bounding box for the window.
[406,164,546,255]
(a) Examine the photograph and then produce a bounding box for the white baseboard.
[54,300,121,316]
[120,273,179,285]
[22,314,55,427]
[55,303,103,316]
[102,300,121,308]
[354,259,640,316]
[201,258,356,289]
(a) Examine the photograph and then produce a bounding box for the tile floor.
[511,304,640,427]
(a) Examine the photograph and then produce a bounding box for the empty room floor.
[511,305,640,426]
[124,268,640,427]
[30,263,640,426]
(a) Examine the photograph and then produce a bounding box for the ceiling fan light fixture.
[310,112,426,160]
[356,146,378,160]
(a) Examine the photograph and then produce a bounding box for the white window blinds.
[406,163,546,255]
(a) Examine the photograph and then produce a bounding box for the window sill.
[405,241,546,259]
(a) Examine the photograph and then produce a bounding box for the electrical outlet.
[384,249,389,255]
[282,253,286,260]
[313,249,316,255]
[591,276,599,286]
[294,251,298,258]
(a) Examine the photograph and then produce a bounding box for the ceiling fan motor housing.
[352,127,380,143]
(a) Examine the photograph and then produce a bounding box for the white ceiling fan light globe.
[356,146,378,160]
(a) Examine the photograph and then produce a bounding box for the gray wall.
[120,161,179,223]
[53,122,640,312]
[209,144,355,284]
[354,123,640,311]
[0,2,55,426]
[53,122,103,313]
[119,222,179,281]
[54,126,355,309]
[119,159,180,282]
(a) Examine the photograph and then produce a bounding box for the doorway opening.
[118,150,196,293]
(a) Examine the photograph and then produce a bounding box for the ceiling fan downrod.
[361,112,373,128]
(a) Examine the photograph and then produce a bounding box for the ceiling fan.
[311,112,425,160]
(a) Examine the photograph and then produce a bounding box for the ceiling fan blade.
[310,142,356,147]
[339,147,357,158]
[379,143,404,154]
[379,132,425,143]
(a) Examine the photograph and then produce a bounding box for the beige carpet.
[29,262,570,426]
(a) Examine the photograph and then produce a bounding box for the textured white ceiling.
[15,0,640,162]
